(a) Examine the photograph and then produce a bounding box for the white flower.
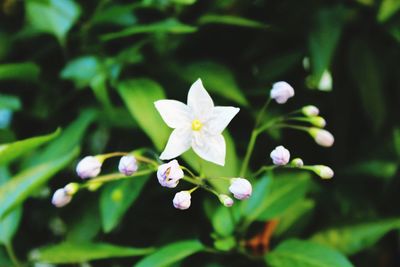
[309,128,334,147]
[52,189,72,207]
[270,81,294,104]
[76,156,102,179]
[155,78,240,166]
[229,178,252,200]
[291,158,304,167]
[173,191,191,210]
[312,165,334,179]
[118,155,138,176]
[157,159,184,188]
[302,105,319,117]
[270,145,290,166]
[218,194,234,207]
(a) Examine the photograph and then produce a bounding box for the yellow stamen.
[191,119,203,131]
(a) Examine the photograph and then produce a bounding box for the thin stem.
[5,243,21,267]
[134,155,158,167]
[254,98,271,128]
[180,166,198,179]
[182,176,203,186]
[85,168,156,186]
[275,123,309,132]
[253,165,277,176]
[240,130,259,177]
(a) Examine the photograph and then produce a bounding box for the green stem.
[5,243,21,267]
[253,165,277,176]
[254,98,271,127]
[180,166,198,179]
[85,168,156,186]
[240,129,259,177]
[275,123,309,132]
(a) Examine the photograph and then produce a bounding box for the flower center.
[191,119,203,131]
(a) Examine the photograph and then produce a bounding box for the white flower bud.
[118,155,138,176]
[309,128,334,147]
[64,183,79,195]
[270,81,295,104]
[76,156,102,179]
[291,158,304,167]
[218,194,234,207]
[310,116,326,128]
[270,145,290,166]
[302,105,319,117]
[51,189,72,207]
[157,159,184,188]
[229,178,252,200]
[173,191,191,210]
[312,165,334,179]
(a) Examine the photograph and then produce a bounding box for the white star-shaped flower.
[154,78,240,166]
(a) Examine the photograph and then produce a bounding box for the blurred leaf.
[0,147,78,219]
[30,242,153,264]
[394,128,400,158]
[117,79,170,151]
[256,51,302,83]
[90,74,114,111]
[344,160,398,180]
[135,240,204,267]
[25,0,81,43]
[0,94,21,111]
[61,56,101,88]
[172,0,196,4]
[311,218,400,255]
[241,175,273,220]
[181,61,248,106]
[211,206,235,237]
[214,236,236,251]
[348,39,386,131]
[101,18,197,41]
[100,175,150,233]
[0,128,60,166]
[91,4,137,26]
[198,14,268,28]
[377,0,400,22]
[266,239,353,267]
[0,62,40,82]
[66,200,101,242]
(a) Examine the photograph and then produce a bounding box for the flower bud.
[302,105,319,117]
[64,183,79,195]
[118,155,138,176]
[312,165,334,179]
[229,178,252,200]
[291,158,304,167]
[309,128,334,147]
[218,194,234,207]
[270,145,290,166]
[157,159,184,188]
[270,81,295,104]
[51,189,72,208]
[310,116,326,128]
[76,156,103,179]
[173,191,191,210]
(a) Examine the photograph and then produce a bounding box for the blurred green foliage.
[0,0,400,266]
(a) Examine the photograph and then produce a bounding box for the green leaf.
[0,147,78,219]
[198,14,268,29]
[344,160,398,180]
[30,242,153,264]
[0,62,40,82]
[266,239,353,267]
[66,200,101,242]
[61,56,101,88]
[211,206,235,237]
[171,0,196,5]
[101,18,197,41]
[0,94,21,111]
[311,218,400,255]
[181,61,248,106]
[25,0,81,43]
[100,175,150,233]
[117,79,170,151]
[0,128,60,166]
[394,128,400,158]
[135,240,204,267]
[377,0,400,22]
[91,4,137,26]
[241,175,273,220]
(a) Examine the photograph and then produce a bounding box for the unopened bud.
[76,156,103,179]
[291,158,304,167]
[309,128,334,147]
[312,165,334,179]
[173,191,191,210]
[270,145,290,166]
[51,189,72,208]
[157,160,184,188]
[302,105,319,117]
[118,155,138,176]
[64,183,79,195]
[229,178,252,200]
[218,194,234,207]
[270,81,295,104]
[310,116,326,128]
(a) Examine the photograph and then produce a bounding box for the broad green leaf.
[0,62,40,82]
[0,94,21,111]
[25,0,81,43]
[66,200,101,242]
[101,18,197,41]
[348,39,386,131]
[91,4,137,26]
[0,248,11,267]
[181,61,248,106]
[256,51,302,83]
[61,56,101,88]
[117,79,170,151]
[311,218,400,255]
[211,206,235,237]
[0,128,60,166]
[172,0,196,5]
[344,160,398,180]
[378,0,400,22]
[30,242,153,264]
[266,239,353,267]
[241,175,273,219]
[198,14,268,28]
[135,240,204,267]
[214,236,236,251]
[0,147,78,219]
[100,175,150,233]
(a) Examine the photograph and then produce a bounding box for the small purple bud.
[118,155,138,176]
[173,191,191,210]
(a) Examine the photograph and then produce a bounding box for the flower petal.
[206,106,240,134]
[187,78,214,120]
[154,100,191,129]
[160,127,192,160]
[192,132,226,166]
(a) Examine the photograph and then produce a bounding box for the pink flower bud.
[270,81,295,104]
[52,189,72,208]
[118,155,138,176]
[270,145,290,166]
[173,191,191,210]
[302,105,319,117]
[309,128,334,147]
[312,165,334,179]
[157,160,184,188]
[76,156,102,179]
[218,194,234,207]
[229,178,252,200]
